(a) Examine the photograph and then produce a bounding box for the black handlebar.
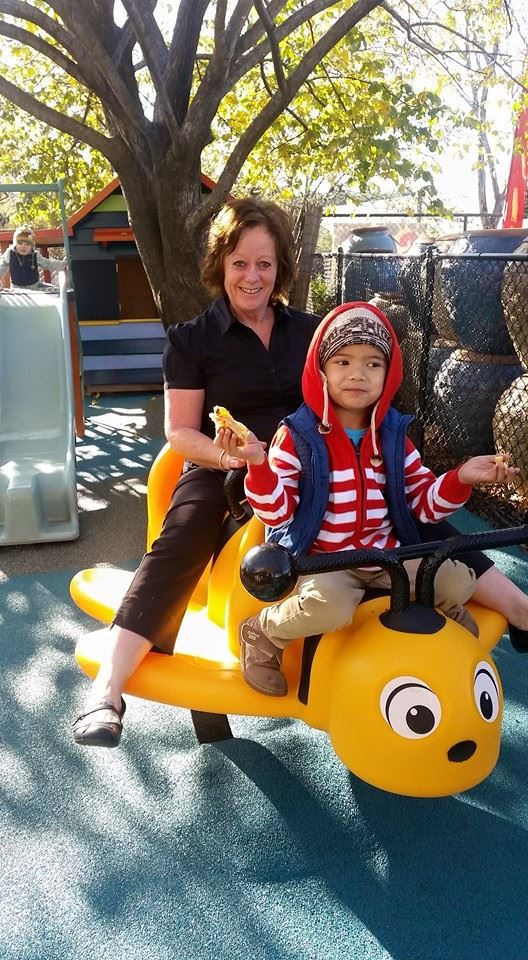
[414,526,528,605]
[224,467,249,522]
[241,526,528,614]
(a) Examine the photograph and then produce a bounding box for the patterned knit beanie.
[13,225,36,247]
[319,304,392,368]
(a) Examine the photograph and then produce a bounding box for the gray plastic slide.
[0,278,79,544]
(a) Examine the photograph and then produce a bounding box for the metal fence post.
[336,247,344,305]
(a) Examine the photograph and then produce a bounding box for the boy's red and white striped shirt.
[244,423,472,555]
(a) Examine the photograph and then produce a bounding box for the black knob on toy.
[240,543,297,601]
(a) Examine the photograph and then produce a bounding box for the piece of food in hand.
[209,405,250,446]
[494,453,511,466]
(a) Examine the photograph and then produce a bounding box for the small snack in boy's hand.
[209,405,250,445]
[494,452,511,466]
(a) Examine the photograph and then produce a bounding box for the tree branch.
[189,0,383,151]
[383,3,528,94]
[259,61,308,131]
[0,21,88,87]
[179,0,254,140]
[50,0,148,131]
[120,0,185,142]
[0,74,117,160]
[473,70,503,213]
[223,0,259,59]
[229,0,371,97]
[305,15,353,115]
[113,1,155,68]
[0,0,73,51]
[254,0,286,91]
[502,0,513,30]
[214,0,228,48]
[192,0,384,230]
[0,3,145,136]
[236,0,335,60]
[165,0,209,122]
[480,128,502,202]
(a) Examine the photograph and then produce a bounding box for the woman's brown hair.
[201,198,296,302]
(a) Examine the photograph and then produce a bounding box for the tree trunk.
[289,200,323,311]
[116,153,213,327]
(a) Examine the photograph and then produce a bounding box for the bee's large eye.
[473,661,500,723]
[380,676,441,739]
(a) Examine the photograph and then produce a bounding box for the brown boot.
[444,604,480,638]
[239,615,288,697]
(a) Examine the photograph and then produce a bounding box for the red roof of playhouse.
[0,174,221,247]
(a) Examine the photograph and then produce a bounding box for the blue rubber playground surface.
[2,394,528,960]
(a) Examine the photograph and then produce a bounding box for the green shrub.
[310,275,336,317]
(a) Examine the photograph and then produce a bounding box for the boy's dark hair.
[201,198,297,302]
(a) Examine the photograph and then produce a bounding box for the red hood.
[301,301,403,455]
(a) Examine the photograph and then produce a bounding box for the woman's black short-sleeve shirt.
[163,297,319,447]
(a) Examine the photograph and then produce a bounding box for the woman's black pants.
[113,467,228,653]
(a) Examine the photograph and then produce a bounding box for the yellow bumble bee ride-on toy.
[71,443,528,798]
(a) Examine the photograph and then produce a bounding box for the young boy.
[0,225,67,289]
[216,301,517,697]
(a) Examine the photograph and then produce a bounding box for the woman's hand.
[458,453,519,486]
[165,387,241,470]
[214,426,266,467]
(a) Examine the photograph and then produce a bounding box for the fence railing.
[309,249,528,527]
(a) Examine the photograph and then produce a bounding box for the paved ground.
[0,392,165,578]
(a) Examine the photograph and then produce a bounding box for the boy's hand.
[213,427,266,466]
[458,453,519,486]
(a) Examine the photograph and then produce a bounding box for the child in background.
[0,225,67,290]
[217,301,518,697]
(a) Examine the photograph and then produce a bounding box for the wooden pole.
[68,290,85,438]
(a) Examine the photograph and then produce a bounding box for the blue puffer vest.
[266,403,421,556]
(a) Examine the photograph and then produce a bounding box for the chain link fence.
[309,249,528,527]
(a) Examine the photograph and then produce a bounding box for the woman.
[74,198,528,748]
[73,197,320,746]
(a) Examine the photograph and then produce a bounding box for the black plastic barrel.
[493,373,528,500]
[368,292,408,343]
[439,230,528,354]
[342,226,397,254]
[501,238,528,369]
[433,349,522,460]
[342,226,400,301]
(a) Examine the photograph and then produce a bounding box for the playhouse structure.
[0,174,217,392]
